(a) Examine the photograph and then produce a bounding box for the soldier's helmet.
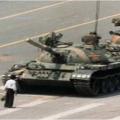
[82,32,101,46]
[112,18,120,26]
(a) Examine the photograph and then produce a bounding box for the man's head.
[10,74,16,80]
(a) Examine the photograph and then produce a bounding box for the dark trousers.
[4,88,15,108]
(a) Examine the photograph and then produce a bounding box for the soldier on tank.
[39,32,63,48]
[81,32,110,63]
[82,32,101,49]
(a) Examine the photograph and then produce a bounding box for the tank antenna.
[94,0,100,34]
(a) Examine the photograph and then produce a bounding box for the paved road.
[0,1,120,119]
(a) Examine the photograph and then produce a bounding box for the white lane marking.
[110,116,120,120]
[0,32,49,48]
[0,1,68,21]
[0,12,120,49]
[0,96,56,116]
[40,103,104,120]
[55,12,120,33]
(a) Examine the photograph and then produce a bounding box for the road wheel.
[90,80,100,96]
[101,80,108,94]
[107,79,115,93]
[17,81,27,93]
[117,77,120,90]
[113,76,119,90]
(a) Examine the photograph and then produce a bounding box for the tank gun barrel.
[26,39,58,55]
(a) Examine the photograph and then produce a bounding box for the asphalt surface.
[0,1,120,120]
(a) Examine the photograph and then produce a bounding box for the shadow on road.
[18,84,120,99]
[20,85,78,96]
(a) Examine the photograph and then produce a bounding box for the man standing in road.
[4,74,17,108]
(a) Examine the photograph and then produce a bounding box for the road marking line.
[0,12,120,49]
[0,32,49,48]
[0,96,56,116]
[0,1,68,21]
[40,103,104,120]
[0,99,46,116]
[55,12,120,33]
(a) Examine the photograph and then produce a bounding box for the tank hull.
[1,62,120,96]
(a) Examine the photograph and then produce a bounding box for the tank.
[1,32,120,96]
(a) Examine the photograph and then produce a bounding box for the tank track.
[72,67,120,96]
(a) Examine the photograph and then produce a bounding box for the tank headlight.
[72,74,77,78]
[1,75,6,77]
[8,74,11,77]
[81,74,87,78]
[1,74,9,79]
[76,74,90,79]
[72,74,91,79]
[86,74,90,78]
[77,74,82,78]
[80,66,85,69]
[0,75,5,79]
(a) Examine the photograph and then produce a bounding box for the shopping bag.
[0,95,6,101]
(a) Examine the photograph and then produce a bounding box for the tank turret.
[27,38,68,64]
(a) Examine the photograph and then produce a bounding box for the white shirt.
[4,79,17,91]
